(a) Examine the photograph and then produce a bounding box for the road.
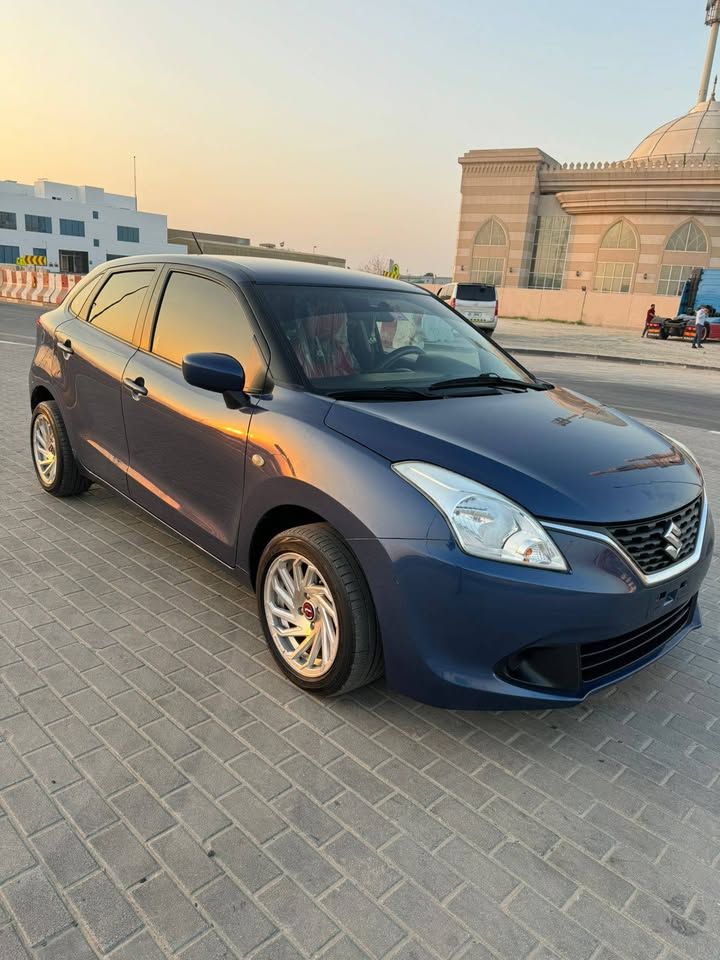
[4,301,718,432]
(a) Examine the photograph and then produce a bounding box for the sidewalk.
[496,317,720,371]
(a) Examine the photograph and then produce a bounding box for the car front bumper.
[351,507,714,709]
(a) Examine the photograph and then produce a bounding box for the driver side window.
[152,271,254,366]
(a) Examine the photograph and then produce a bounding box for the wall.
[497,286,680,330]
[0,268,82,304]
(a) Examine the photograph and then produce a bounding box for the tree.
[360,255,390,275]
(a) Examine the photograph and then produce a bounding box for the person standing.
[692,305,708,348]
[641,303,656,337]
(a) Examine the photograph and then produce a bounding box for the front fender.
[236,389,439,572]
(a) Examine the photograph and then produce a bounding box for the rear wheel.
[31,401,90,497]
[257,523,383,695]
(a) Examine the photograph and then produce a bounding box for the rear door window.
[87,270,154,342]
[456,284,496,302]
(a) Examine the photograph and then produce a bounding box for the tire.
[256,523,383,695]
[659,330,669,340]
[30,400,90,497]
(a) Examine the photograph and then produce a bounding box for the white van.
[437,282,498,334]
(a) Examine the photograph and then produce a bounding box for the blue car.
[29,256,714,708]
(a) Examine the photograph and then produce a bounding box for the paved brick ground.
[0,341,719,960]
[496,318,720,370]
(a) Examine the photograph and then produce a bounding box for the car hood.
[324,386,703,523]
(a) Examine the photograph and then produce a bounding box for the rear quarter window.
[457,284,496,301]
[67,274,104,320]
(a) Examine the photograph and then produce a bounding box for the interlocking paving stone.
[0,816,36,881]
[196,875,277,954]
[210,825,281,892]
[0,926,31,960]
[89,821,158,888]
[35,925,96,960]
[1,778,61,836]
[131,870,207,952]
[259,875,339,954]
[150,825,221,893]
[32,821,98,886]
[68,870,143,952]
[2,869,73,947]
[111,783,176,840]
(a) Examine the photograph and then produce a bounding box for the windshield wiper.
[326,386,435,401]
[428,373,553,392]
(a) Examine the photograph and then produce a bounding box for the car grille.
[579,596,696,684]
[606,497,702,574]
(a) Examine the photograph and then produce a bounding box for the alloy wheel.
[32,413,58,486]
[263,551,340,678]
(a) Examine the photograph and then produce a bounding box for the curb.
[508,346,720,373]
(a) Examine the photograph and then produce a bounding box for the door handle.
[56,338,73,357]
[123,376,148,399]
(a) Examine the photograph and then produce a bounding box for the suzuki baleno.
[29,256,714,708]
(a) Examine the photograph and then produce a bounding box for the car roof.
[96,254,428,292]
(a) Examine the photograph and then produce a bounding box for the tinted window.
[456,284,495,301]
[87,270,153,342]
[59,218,85,237]
[25,214,52,233]
[68,274,105,320]
[0,212,17,230]
[152,271,256,367]
[117,226,140,242]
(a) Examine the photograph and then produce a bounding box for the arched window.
[474,219,507,247]
[471,218,508,284]
[600,220,637,250]
[665,221,707,253]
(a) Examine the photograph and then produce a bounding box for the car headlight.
[392,461,568,571]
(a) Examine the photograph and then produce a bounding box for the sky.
[3,0,709,273]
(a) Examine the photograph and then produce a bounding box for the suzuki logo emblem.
[664,521,683,560]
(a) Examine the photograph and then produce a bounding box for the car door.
[121,267,268,564]
[53,266,157,492]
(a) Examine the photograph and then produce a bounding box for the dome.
[628,97,720,160]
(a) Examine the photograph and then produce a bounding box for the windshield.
[258,285,534,395]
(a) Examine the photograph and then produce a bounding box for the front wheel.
[31,401,90,497]
[256,523,383,695]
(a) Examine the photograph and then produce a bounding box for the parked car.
[29,256,713,709]
[437,281,498,334]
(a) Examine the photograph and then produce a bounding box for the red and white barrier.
[0,268,82,304]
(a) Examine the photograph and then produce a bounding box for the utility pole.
[132,155,138,211]
[698,2,720,103]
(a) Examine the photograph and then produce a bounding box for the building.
[454,3,720,328]
[0,179,181,273]
[167,228,345,268]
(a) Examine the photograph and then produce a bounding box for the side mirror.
[182,353,246,393]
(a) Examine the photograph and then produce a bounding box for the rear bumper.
[351,507,714,709]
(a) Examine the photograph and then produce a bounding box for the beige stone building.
[454,3,720,329]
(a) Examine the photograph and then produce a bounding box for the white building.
[0,179,184,273]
